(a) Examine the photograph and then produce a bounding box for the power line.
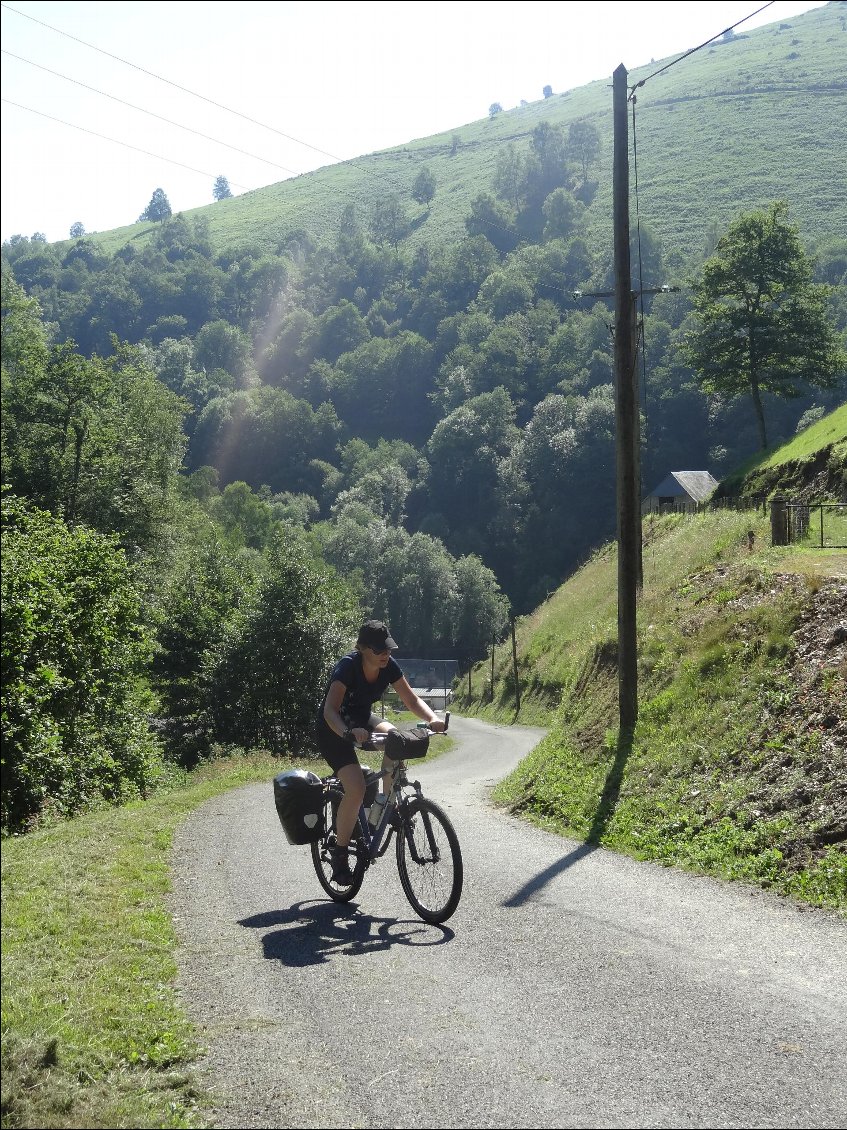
[629,1,777,96]
[1,0,407,213]
[0,1,345,168]
[2,48,303,178]
[1,98,252,193]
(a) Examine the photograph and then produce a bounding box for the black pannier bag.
[273,770,324,845]
[385,728,430,760]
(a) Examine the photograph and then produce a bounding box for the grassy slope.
[81,4,846,264]
[717,402,847,496]
[757,402,847,466]
[455,505,846,912]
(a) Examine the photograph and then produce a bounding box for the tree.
[1,292,188,546]
[412,167,437,210]
[369,194,407,249]
[543,85,553,98]
[147,511,257,762]
[567,120,601,183]
[494,143,524,208]
[683,202,846,450]
[213,175,233,201]
[138,188,172,223]
[489,103,503,118]
[69,222,85,238]
[1,494,164,832]
[204,527,359,753]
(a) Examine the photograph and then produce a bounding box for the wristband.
[343,728,356,743]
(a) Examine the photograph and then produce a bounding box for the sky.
[0,0,830,245]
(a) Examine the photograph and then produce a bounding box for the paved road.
[169,716,847,1129]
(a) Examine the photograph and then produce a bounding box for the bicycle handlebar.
[355,710,449,749]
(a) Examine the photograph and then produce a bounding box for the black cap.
[357,620,398,651]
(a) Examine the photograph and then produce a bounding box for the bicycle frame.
[355,760,413,863]
[323,755,427,866]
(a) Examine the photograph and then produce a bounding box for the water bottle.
[369,792,387,827]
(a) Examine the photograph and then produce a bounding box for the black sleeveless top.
[319,650,403,728]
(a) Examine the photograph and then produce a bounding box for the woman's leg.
[369,712,398,794]
[334,762,366,847]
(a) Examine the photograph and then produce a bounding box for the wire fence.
[705,496,846,548]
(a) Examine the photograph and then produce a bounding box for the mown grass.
[718,403,847,489]
[756,403,847,467]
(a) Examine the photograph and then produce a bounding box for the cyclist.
[316,620,446,884]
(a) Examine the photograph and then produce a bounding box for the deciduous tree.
[412,167,437,210]
[683,202,846,450]
[213,175,233,201]
[138,187,172,223]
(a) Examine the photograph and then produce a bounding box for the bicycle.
[310,716,463,924]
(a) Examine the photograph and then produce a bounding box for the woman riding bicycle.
[316,620,446,884]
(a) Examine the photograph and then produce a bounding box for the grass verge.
[1,719,455,1130]
[1,753,305,1129]
[489,518,846,914]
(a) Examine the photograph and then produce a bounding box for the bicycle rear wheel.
[396,797,463,923]
[311,789,366,902]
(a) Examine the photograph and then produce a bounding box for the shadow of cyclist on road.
[239,902,453,965]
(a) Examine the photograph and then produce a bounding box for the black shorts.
[315,717,361,773]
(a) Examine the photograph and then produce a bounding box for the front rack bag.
[384,728,430,760]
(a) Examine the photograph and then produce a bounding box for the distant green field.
[80,4,846,269]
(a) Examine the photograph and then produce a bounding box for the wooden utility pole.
[613,63,639,735]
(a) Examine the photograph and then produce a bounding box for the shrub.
[1,494,164,832]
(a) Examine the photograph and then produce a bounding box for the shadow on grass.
[502,727,633,907]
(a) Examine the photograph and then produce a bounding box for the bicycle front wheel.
[396,797,463,923]
[311,789,366,902]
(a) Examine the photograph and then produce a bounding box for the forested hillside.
[1,5,845,832]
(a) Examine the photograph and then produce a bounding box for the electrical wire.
[629,1,776,95]
[0,1,342,166]
[1,97,252,193]
[2,48,303,178]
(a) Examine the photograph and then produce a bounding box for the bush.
[203,527,360,753]
[1,494,164,832]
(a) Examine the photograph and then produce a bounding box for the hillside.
[455,508,845,908]
[716,402,847,501]
[452,412,847,909]
[82,3,846,265]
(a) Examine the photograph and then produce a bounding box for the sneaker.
[330,846,355,885]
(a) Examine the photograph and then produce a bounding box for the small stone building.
[642,471,719,515]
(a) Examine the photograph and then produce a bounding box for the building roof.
[645,471,719,502]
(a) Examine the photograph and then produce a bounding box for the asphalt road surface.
[169,716,847,1129]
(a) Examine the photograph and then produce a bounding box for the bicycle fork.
[399,799,442,865]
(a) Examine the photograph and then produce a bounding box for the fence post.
[770,494,789,546]
[511,617,521,714]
